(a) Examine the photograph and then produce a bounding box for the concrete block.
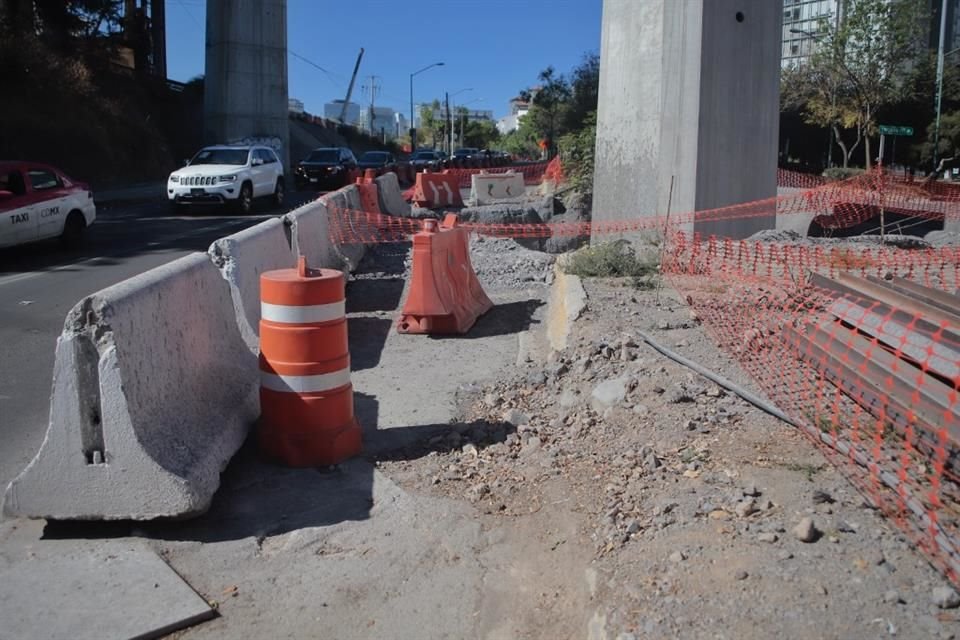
[0,546,214,639]
[208,217,297,352]
[546,262,588,352]
[469,171,526,206]
[283,198,337,268]
[3,253,258,520]
[320,187,366,273]
[375,171,412,217]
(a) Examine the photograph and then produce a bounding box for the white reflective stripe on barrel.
[260,367,352,394]
[261,300,345,324]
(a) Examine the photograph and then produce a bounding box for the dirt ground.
[378,268,960,640]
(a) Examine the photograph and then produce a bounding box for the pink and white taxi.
[0,162,96,249]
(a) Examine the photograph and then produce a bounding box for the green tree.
[558,111,596,198]
[521,66,572,155]
[564,51,600,132]
[417,99,442,149]
[781,0,926,169]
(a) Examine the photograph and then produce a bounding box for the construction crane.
[340,48,364,125]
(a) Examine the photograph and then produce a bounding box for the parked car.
[356,151,397,176]
[0,161,96,249]
[295,147,357,190]
[453,147,479,162]
[167,145,284,214]
[409,150,443,172]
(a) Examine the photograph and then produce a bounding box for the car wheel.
[60,211,86,250]
[273,178,285,207]
[170,200,187,215]
[236,182,253,214]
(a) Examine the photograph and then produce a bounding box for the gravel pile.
[378,276,960,639]
[468,235,556,289]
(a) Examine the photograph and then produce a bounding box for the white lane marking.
[0,256,106,287]
[260,367,351,394]
[261,300,345,324]
[0,219,251,288]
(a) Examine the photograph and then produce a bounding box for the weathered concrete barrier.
[3,253,258,520]
[375,172,411,217]
[469,171,526,205]
[208,217,297,352]
[320,186,366,272]
[283,197,337,270]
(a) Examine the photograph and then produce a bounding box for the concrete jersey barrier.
[3,252,258,520]
[283,198,337,270]
[208,217,297,353]
[375,172,412,217]
[321,186,366,272]
[469,171,526,205]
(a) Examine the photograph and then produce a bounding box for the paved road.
[0,192,317,491]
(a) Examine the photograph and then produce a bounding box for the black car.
[357,151,396,175]
[409,150,442,172]
[295,147,357,190]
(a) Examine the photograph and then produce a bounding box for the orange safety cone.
[258,257,361,466]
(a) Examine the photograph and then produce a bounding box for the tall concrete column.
[591,0,780,241]
[204,0,290,171]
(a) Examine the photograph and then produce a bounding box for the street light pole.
[447,88,472,151]
[409,62,445,151]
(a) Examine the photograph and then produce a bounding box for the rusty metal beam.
[811,272,960,384]
[783,321,960,454]
[866,275,960,321]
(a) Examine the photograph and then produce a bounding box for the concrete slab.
[0,545,213,640]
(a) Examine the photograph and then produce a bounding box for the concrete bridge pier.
[591,0,780,242]
[204,0,290,171]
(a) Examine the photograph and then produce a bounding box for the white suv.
[167,145,284,213]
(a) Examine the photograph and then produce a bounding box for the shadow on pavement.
[348,317,394,371]
[41,392,513,544]
[431,298,545,340]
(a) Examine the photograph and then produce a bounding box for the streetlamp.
[410,62,444,151]
[448,87,472,151]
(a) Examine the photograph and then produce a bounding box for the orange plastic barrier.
[410,171,463,209]
[397,214,492,334]
[258,257,361,466]
[355,169,381,215]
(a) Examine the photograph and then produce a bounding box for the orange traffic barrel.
[258,256,361,466]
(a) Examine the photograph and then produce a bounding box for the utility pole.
[362,75,381,135]
[935,0,948,175]
[445,92,452,154]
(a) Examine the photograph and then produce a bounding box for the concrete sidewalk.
[0,241,560,639]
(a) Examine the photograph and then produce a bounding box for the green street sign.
[879,125,914,136]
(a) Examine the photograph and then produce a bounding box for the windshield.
[306,149,339,163]
[412,152,436,160]
[190,148,249,166]
[454,149,476,156]
[360,152,388,162]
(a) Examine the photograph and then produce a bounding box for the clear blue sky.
[165,0,602,120]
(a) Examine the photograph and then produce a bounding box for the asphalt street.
[0,192,316,491]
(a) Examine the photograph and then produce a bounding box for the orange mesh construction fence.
[327,166,960,584]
